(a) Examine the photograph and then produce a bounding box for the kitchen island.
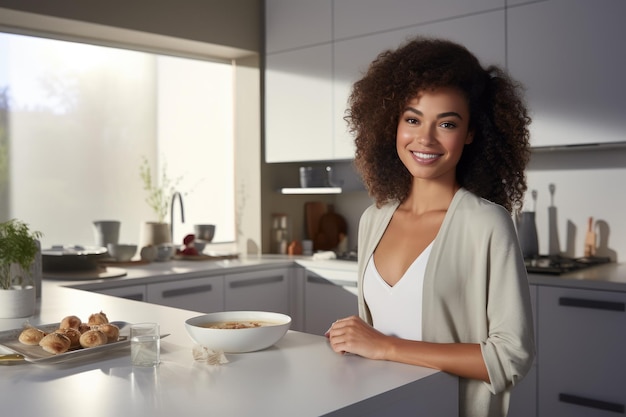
[0,282,458,417]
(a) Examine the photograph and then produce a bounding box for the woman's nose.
[416,124,436,145]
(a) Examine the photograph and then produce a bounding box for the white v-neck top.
[362,242,433,341]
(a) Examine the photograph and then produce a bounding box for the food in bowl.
[185,311,291,353]
[201,320,277,329]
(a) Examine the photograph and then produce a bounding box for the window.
[0,32,235,248]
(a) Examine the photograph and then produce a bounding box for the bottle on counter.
[271,213,290,254]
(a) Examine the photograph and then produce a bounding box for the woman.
[325,37,535,417]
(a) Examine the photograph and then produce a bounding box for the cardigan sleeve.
[479,206,535,394]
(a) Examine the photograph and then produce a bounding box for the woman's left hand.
[325,315,390,360]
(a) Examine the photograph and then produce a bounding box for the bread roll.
[78,322,92,334]
[18,327,47,345]
[39,333,71,354]
[59,315,82,329]
[87,311,109,326]
[92,323,120,342]
[79,329,108,348]
[54,327,81,349]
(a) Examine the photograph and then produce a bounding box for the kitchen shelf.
[531,141,626,153]
[280,187,342,195]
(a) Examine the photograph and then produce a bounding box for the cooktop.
[524,255,611,275]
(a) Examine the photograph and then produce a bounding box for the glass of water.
[130,323,160,367]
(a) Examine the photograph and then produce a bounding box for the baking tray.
[0,321,131,364]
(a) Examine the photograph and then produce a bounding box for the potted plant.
[139,156,182,247]
[0,219,42,318]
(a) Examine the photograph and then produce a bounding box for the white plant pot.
[0,285,36,318]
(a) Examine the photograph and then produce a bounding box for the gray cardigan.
[357,188,535,417]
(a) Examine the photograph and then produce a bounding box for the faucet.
[170,191,185,243]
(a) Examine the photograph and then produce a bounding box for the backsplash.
[525,147,626,261]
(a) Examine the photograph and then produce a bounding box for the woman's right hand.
[325,315,391,360]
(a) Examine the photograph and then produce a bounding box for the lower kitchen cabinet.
[146,276,224,313]
[93,284,147,301]
[304,272,358,336]
[537,286,626,417]
[224,267,291,315]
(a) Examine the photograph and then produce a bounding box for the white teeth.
[412,151,439,160]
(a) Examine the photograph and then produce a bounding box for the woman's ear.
[465,130,474,145]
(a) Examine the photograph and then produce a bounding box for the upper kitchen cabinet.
[265,44,334,162]
[265,0,336,163]
[265,0,332,53]
[333,0,504,40]
[265,1,506,163]
[334,10,506,151]
[507,0,626,148]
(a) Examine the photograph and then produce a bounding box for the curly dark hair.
[346,36,531,213]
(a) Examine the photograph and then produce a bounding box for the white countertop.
[0,283,458,417]
[39,253,626,294]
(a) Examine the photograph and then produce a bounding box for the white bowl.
[106,243,137,262]
[185,311,291,353]
[193,240,206,254]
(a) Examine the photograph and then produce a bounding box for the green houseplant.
[139,156,181,223]
[0,219,42,318]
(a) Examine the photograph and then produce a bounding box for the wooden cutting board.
[304,201,327,240]
[314,205,348,251]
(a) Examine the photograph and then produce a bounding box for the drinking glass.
[130,323,160,367]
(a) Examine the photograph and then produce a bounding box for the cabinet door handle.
[229,275,283,289]
[307,276,333,285]
[123,293,144,301]
[559,297,625,312]
[162,284,213,298]
[559,393,625,413]
[307,276,357,288]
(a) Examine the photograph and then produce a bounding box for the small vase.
[0,285,36,318]
[140,222,172,247]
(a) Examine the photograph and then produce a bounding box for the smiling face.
[396,86,474,186]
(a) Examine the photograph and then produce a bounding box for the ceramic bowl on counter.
[155,243,176,261]
[194,224,215,242]
[184,311,291,353]
[106,243,137,262]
